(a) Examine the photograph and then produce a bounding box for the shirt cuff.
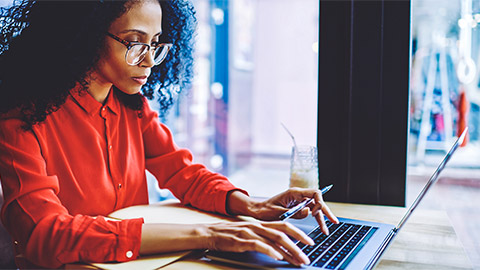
[115,217,144,262]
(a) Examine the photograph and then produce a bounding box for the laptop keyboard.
[296,220,378,269]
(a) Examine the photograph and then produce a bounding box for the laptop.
[206,127,468,270]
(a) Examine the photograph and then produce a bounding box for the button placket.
[102,107,118,195]
[103,108,123,202]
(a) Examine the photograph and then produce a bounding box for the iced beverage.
[290,169,319,189]
[289,145,319,189]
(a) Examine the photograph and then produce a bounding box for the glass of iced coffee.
[289,145,319,189]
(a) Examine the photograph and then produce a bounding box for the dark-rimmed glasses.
[107,32,173,66]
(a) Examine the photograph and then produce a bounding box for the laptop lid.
[395,127,468,231]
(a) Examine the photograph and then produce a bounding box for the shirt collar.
[69,86,120,116]
[104,89,120,115]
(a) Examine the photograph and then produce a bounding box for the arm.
[139,221,312,266]
[141,105,246,215]
[138,191,328,266]
[0,119,143,268]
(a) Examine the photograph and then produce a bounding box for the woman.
[0,0,338,268]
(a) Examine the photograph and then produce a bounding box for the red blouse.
[0,88,243,268]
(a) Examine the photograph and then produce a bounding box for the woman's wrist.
[140,223,211,255]
[226,190,260,218]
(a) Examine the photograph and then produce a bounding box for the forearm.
[225,190,260,218]
[139,223,209,255]
[139,191,260,254]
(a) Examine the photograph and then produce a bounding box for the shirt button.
[126,251,133,258]
[101,107,107,117]
[14,240,18,245]
[108,145,113,150]
[118,183,122,189]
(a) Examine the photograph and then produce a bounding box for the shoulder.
[0,107,22,121]
[134,97,174,138]
[139,98,164,132]
[0,113,38,149]
[0,108,28,138]
[141,97,159,120]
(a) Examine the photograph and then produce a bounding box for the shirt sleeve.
[141,104,248,215]
[0,118,144,268]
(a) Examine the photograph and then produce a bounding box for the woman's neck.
[86,72,113,104]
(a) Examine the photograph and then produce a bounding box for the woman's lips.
[132,76,148,85]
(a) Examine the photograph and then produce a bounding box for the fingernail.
[301,253,310,265]
[323,226,330,235]
[307,237,315,245]
[274,251,284,260]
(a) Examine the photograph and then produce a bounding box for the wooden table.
[162,202,472,270]
[73,200,472,270]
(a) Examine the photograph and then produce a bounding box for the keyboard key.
[299,223,380,268]
[302,245,315,255]
[309,227,323,238]
[308,249,324,262]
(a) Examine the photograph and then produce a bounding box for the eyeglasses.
[106,32,173,66]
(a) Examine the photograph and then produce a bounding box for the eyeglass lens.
[126,44,170,66]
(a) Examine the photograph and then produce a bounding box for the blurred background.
[0,0,478,268]
[152,0,480,267]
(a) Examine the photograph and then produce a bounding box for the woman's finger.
[249,223,310,265]
[312,191,339,224]
[287,188,336,220]
[272,240,308,266]
[258,236,308,266]
[291,207,310,219]
[313,208,329,235]
[231,235,284,261]
[263,221,314,246]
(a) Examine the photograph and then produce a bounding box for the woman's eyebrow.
[118,29,162,36]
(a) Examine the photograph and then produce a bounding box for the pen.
[279,184,333,221]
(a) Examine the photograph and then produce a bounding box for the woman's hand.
[227,189,339,235]
[141,221,313,266]
[251,188,339,235]
[204,221,314,266]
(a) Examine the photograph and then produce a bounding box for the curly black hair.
[0,0,196,129]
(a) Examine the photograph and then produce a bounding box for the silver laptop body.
[206,128,468,270]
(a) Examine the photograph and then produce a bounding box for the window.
[157,0,320,198]
[408,2,480,267]
[410,0,480,169]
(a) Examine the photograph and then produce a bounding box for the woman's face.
[94,0,163,95]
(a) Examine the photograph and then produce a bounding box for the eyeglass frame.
[106,32,173,66]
